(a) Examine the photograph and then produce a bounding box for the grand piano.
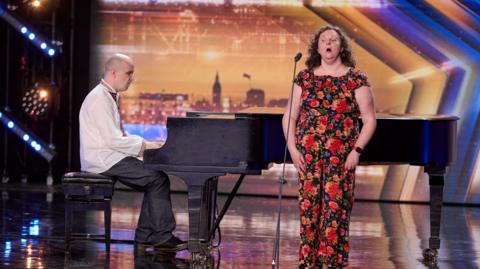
[144,109,458,263]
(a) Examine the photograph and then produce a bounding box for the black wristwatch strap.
[355,146,363,154]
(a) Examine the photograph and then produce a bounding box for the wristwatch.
[354,146,363,154]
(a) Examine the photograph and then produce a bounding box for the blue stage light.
[1,7,60,57]
[29,219,39,236]
[0,110,56,161]
[4,241,11,259]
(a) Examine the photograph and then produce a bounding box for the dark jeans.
[101,156,176,244]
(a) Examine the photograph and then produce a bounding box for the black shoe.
[153,236,188,252]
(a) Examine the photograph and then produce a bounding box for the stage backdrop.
[90,0,480,205]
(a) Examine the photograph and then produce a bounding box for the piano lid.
[235,107,460,121]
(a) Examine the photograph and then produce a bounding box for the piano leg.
[208,174,246,240]
[171,172,222,261]
[424,167,445,265]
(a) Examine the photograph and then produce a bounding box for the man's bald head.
[103,53,135,92]
[104,53,133,74]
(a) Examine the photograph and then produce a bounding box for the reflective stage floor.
[1,185,480,269]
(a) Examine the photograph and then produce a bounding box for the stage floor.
[1,185,480,269]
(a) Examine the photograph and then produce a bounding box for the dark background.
[0,0,95,183]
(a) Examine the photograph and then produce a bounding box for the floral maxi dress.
[294,68,370,268]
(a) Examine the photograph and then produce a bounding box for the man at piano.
[79,53,187,252]
[283,26,376,269]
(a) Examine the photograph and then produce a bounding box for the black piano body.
[144,110,458,262]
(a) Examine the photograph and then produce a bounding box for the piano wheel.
[422,248,438,266]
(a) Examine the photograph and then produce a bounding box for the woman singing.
[283,25,377,269]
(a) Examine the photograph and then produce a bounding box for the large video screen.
[91,0,480,204]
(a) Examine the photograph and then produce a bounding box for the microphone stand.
[271,53,302,269]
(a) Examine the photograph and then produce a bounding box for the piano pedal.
[422,248,438,266]
[191,252,214,268]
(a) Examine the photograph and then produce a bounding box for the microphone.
[294,52,302,62]
[272,50,302,269]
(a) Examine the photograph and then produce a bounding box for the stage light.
[0,6,61,57]
[29,219,40,236]
[31,0,41,8]
[22,83,52,120]
[205,50,220,60]
[4,241,11,259]
[39,89,48,98]
[0,110,56,161]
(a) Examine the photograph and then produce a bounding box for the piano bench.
[61,172,115,253]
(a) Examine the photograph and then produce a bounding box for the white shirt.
[79,81,144,173]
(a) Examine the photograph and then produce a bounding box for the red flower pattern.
[294,68,369,269]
